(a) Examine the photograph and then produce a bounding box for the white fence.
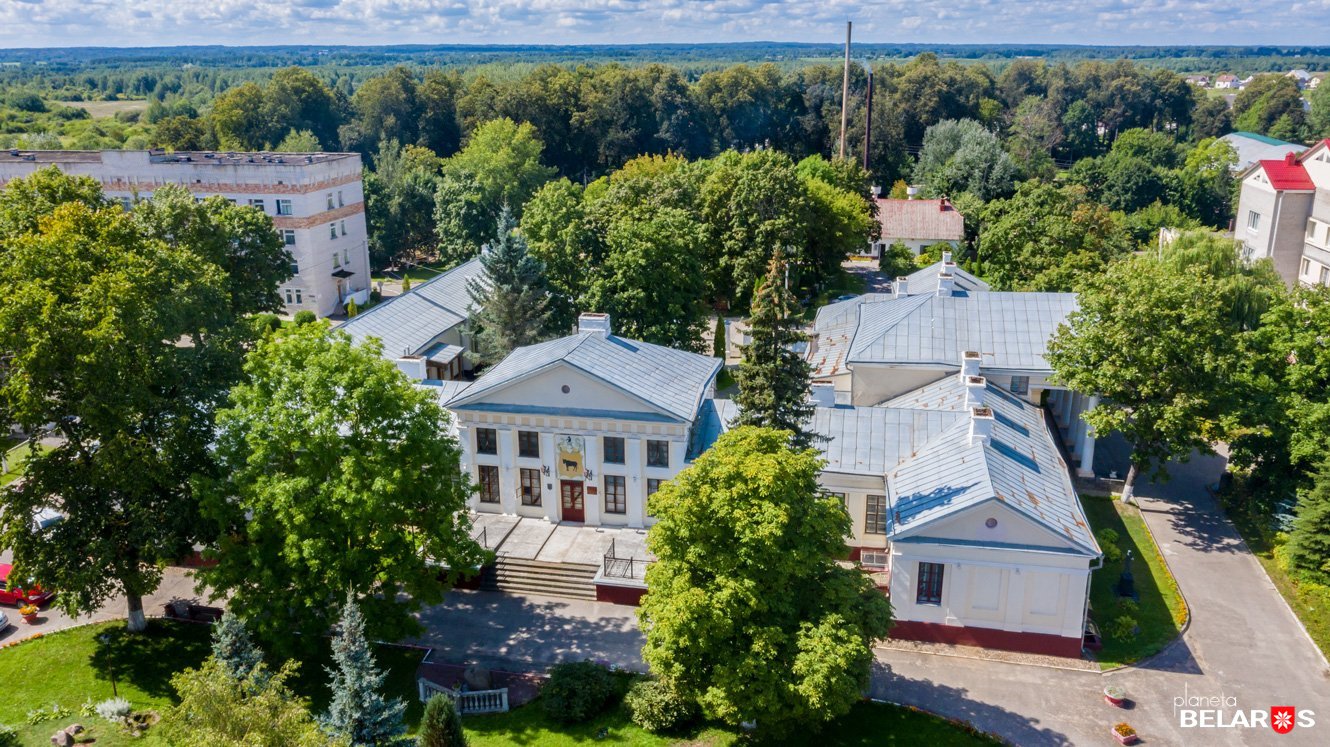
[417,677,510,714]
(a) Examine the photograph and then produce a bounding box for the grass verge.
[1081,494,1187,669]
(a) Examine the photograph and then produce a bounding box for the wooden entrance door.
[560,481,585,523]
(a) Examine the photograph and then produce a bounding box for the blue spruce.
[324,592,407,745]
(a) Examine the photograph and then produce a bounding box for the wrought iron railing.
[602,538,650,581]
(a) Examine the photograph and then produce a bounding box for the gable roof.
[447,332,721,423]
[883,375,1098,556]
[1256,154,1316,191]
[902,261,991,296]
[846,291,1078,373]
[338,257,484,357]
[1221,132,1308,172]
[875,198,965,242]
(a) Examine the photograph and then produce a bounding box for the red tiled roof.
[1259,153,1315,191]
[876,198,965,242]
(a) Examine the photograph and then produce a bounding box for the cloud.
[0,0,1325,46]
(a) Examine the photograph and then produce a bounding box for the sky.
[1,0,1328,48]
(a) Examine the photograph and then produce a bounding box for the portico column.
[1076,395,1100,478]
[498,428,517,515]
[625,437,645,529]
[1057,391,1074,431]
[540,432,559,523]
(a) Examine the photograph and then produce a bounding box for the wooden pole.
[863,67,874,171]
[839,20,852,160]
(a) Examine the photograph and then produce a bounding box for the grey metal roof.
[884,375,1098,556]
[902,261,990,296]
[337,258,484,357]
[418,380,473,404]
[809,293,892,378]
[847,291,1078,373]
[448,332,722,423]
[812,405,962,475]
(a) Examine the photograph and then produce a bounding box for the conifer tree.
[734,256,816,448]
[212,612,265,683]
[417,694,467,747]
[466,206,557,366]
[324,593,407,746]
[1288,460,1330,585]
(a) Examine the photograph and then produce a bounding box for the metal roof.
[846,291,1078,373]
[448,332,722,423]
[902,261,990,296]
[810,293,893,378]
[883,375,1098,556]
[812,405,962,475]
[338,257,484,358]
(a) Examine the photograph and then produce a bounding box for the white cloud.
[0,0,1324,46]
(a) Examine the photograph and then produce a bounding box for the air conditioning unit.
[860,551,889,569]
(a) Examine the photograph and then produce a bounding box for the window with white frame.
[281,229,296,246]
[520,468,541,506]
[276,199,293,216]
[327,193,335,211]
[866,494,887,534]
[1302,258,1311,276]
[1247,211,1261,231]
[340,220,347,236]
[1010,376,1029,395]
[338,190,345,207]
[250,198,266,213]
[329,223,337,240]
[916,561,945,605]
[646,440,669,468]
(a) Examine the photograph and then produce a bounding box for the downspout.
[1081,553,1103,648]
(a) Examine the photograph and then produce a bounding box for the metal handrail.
[602,537,650,581]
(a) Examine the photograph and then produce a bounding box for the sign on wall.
[556,435,585,479]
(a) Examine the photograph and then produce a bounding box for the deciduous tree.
[165,659,341,747]
[640,427,892,733]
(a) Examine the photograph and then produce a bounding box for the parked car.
[0,609,8,634]
[0,563,55,607]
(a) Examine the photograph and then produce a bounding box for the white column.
[584,435,603,527]
[455,422,476,511]
[1056,391,1074,431]
[498,428,517,515]
[625,437,644,528]
[540,432,559,523]
[1076,395,1100,478]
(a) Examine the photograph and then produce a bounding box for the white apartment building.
[0,149,370,318]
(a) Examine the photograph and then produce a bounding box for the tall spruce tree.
[465,206,557,366]
[416,694,467,747]
[1287,460,1330,585]
[324,593,407,746]
[734,256,816,448]
[212,613,264,682]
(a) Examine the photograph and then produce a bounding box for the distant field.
[55,99,147,118]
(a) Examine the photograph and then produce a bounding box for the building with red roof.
[1237,144,1330,286]
[868,197,965,258]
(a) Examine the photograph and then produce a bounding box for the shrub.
[0,723,17,747]
[1107,615,1139,640]
[250,313,281,336]
[1096,528,1122,563]
[346,299,359,317]
[95,696,133,724]
[878,241,915,280]
[293,310,316,326]
[417,694,466,747]
[401,277,412,292]
[624,678,697,733]
[1115,598,1140,617]
[541,661,616,724]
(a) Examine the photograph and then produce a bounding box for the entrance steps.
[479,556,599,601]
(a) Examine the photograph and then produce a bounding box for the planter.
[1104,685,1127,707]
[1112,725,1139,745]
[21,613,39,624]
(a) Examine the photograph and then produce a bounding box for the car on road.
[0,563,55,607]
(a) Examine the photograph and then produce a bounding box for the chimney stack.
[969,406,995,446]
[941,249,952,265]
[965,375,987,408]
[578,312,612,336]
[809,381,837,408]
[894,276,909,298]
[937,272,955,297]
[961,350,982,378]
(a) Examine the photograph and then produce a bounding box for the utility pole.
[862,66,874,171]
[839,20,852,160]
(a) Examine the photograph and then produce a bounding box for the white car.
[0,610,8,635]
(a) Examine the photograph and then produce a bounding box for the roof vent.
[969,406,994,446]
[894,276,909,298]
[577,312,612,336]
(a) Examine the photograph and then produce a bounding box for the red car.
[0,563,55,607]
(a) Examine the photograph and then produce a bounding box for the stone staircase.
[479,555,599,601]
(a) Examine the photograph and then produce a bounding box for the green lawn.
[371,260,455,285]
[1,621,998,747]
[467,696,999,747]
[802,269,868,321]
[1082,494,1188,669]
[1,438,46,486]
[0,620,426,746]
[1221,490,1330,660]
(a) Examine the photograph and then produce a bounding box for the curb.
[873,642,1099,674]
[868,697,1014,746]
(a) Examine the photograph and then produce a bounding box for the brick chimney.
[969,406,994,446]
[578,312,612,336]
[1286,151,1298,166]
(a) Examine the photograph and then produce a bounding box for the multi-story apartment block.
[1236,141,1330,287]
[0,149,370,318]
